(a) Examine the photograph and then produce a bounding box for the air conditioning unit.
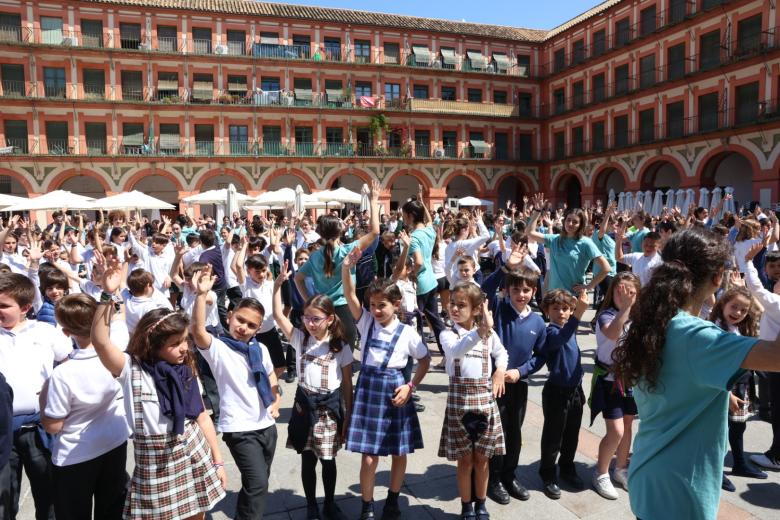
[138,42,151,51]
[434,148,445,158]
[214,44,228,55]
[61,37,73,46]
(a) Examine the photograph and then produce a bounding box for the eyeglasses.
[302,315,327,325]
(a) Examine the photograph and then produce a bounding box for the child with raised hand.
[273,261,353,520]
[439,283,507,520]
[538,288,589,499]
[90,254,226,520]
[342,248,430,520]
[589,273,640,500]
[708,282,768,490]
[190,264,280,520]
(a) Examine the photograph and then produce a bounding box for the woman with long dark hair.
[612,229,780,520]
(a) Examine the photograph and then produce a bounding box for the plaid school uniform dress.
[438,331,505,461]
[346,320,423,456]
[124,361,225,520]
[286,348,342,460]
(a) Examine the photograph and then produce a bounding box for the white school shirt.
[499,249,541,274]
[240,276,275,333]
[124,290,173,334]
[196,336,276,433]
[116,354,175,435]
[356,312,429,369]
[445,221,491,283]
[734,238,761,274]
[180,286,220,329]
[290,329,353,391]
[221,245,239,289]
[181,245,203,269]
[594,308,629,381]
[396,279,417,313]
[0,321,72,415]
[129,234,174,296]
[440,324,508,378]
[620,251,663,287]
[431,241,447,279]
[1,251,27,274]
[745,261,780,340]
[44,348,131,466]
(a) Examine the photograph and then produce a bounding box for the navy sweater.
[0,372,12,468]
[542,316,583,388]
[199,246,227,291]
[481,269,547,378]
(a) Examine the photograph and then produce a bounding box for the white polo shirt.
[356,312,429,369]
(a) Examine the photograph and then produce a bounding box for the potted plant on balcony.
[400,142,413,158]
[369,113,391,155]
[218,93,235,104]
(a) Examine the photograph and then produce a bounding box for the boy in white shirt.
[123,269,173,333]
[129,231,174,298]
[615,229,663,287]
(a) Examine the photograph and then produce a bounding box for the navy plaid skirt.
[346,365,423,456]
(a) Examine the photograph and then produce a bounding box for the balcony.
[43,84,66,98]
[121,88,145,101]
[252,43,311,60]
[119,37,141,50]
[323,143,354,157]
[46,139,71,155]
[259,141,286,156]
[157,37,178,52]
[83,83,105,99]
[192,39,212,54]
[408,98,519,118]
[0,24,23,42]
[2,138,28,154]
[85,139,106,155]
[80,31,108,48]
[0,80,26,97]
[227,41,246,56]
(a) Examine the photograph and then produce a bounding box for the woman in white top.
[445,209,491,285]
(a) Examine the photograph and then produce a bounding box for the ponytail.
[323,241,336,277]
[315,215,343,278]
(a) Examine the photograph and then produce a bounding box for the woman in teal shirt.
[612,229,780,520]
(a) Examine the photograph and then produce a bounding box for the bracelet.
[407,381,415,391]
[99,291,113,303]
[213,461,224,469]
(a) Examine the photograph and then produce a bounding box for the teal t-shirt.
[298,241,360,306]
[409,225,437,295]
[591,230,617,277]
[629,312,757,520]
[542,234,602,292]
[628,228,649,253]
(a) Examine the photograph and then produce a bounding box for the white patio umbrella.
[92,191,174,211]
[651,190,664,217]
[0,193,28,210]
[458,196,493,208]
[294,185,305,216]
[675,189,686,210]
[360,183,371,213]
[710,187,723,213]
[635,191,645,211]
[182,188,253,205]
[624,192,634,212]
[304,194,343,210]
[4,190,96,211]
[698,187,710,210]
[608,189,616,204]
[617,192,625,213]
[252,188,296,207]
[683,188,696,212]
[724,187,736,214]
[666,189,676,210]
[644,190,654,211]
[314,187,362,205]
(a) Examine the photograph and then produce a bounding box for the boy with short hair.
[614,229,662,287]
[481,246,547,504]
[0,273,72,519]
[37,269,70,326]
[122,269,173,333]
[538,288,589,500]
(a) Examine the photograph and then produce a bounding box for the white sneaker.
[612,467,629,490]
[592,472,619,500]
[750,453,780,470]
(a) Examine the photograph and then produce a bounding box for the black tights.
[302,451,337,506]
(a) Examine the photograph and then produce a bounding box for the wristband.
[407,381,415,391]
[99,291,113,304]
[213,461,224,469]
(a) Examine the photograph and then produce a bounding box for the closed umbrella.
[644,190,654,211]
[724,187,736,214]
[698,187,710,210]
[360,183,370,213]
[666,189,676,210]
[617,192,625,213]
[683,189,696,212]
[635,191,644,211]
[226,183,239,219]
[4,190,96,211]
[710,187,723,213]
[675,189,686,210]
[608,189,616,204]
[651,190,664,217]
[294,185,305,216]
[624,192,634,212]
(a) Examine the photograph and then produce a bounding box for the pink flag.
[359,96,376,108]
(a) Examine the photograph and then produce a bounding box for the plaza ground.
[17,308,780,519]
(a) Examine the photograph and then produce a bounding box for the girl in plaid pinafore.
[342,252,431,520]
[272,267,354,520]
[91,258,226,520]
[439,283,507,520]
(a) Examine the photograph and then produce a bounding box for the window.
[640,54,656,88]
[442,130,457,157]
[411,45,432,67]
[227,75,247,97]
[4,120,27,153]
[157,25,177,52]
[83,69,105,99]
[414,130,430,157]
[639,108,655,142]
[121,70,143,100]
[571,126,584,155]
[159,123,180,154]
[698,92,719,132]
[1,64,24,96]
[45,121,69,154]
[388,129,402,150]
[613,114,629,147]
[293,77,313,105]
[518,93,532,117]
[326,127,343,144]
[592,29,606,56]
[517,134,533,160]
[43,67,66,98]
[702,0,726,9]
[553,88,565,114]
[614,64,629,95]
[469,131,487,158]
[572,40,585,64]
[383,42,400,65]
[640,6,657,36]
[467,88,482,103]
[494,132,508,160]
[356,128,372,152]
[699,30,721,70]
[735,82,759,125]
[41,16,63,45]
[81,20,103,47]
[229,125,249,154]
[592,73,605,103]
[615,17,631,47]
[0,13,22,42]
[294,127,314,155]
[572,81,584,108]
[667,43,686,80]
[354,39,371,63]
[324,79,343,105]
[261,76,280,91]
[517,54,530,77]
[192,27,212,54]
[737,15,762,56]
[441,86,456,101]
[324,37,341,60]
[591,121,605,151]
[493,90,507,104]
[157,71,178,100]
[553,131,565,159]
[262,126,282,154]
[669,0,687,24]
[196,125,216,156]
[85,122,106,154]
[413,84,429,99]
[554,48,566,72]
[440,47,457,69]
[384,83,401,107]
[227,30,246,55]
[121,123,144,154]
[666,101,684,138]
[191,73,213,102]
[354,81,372,98]
[119,22,141,49]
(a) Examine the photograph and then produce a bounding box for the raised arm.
[393,231,411,281]
[91,255,128,377]
[599,202,615,240]
[614,224,625,263]
[356,180,381,251]
[190,264,216,349]
[525,193,547,243]
[169,243,187,286]
[417,185,432,225]
[341,247,363,321]
[232,236,248,285]
[272,261,295,341]
[0,215,19,257]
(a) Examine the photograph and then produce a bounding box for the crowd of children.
[0,187,779,520]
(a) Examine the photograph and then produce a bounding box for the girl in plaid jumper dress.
[342,250,431,520]
[91,255,226,520]
[273,262,354,520]
[439,283,507,520]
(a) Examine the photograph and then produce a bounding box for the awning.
[122,130,144,146]
[295,88,313,101]
[411,45,431,64]
[228,77,247,90]
[157,79,178,90]
[325,89,344,102]
[259,34,278,44]
[466,51,488,69]
[470,139,490,153]
[193,80,212,90]
[493,53,510,71]
[159,134,180,149]
[440,48,457,66]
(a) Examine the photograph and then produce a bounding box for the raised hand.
[174,242,189,257]
[398,229,411,248]
[192,264,216,295]
[505,242,528,270]
[99,255,124,294]
[477,299,494,340]
[370,180,381,201]
[274,260,291,287]
[342,247,362,269]
[745,241,764,262]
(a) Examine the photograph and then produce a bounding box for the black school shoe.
[322,501,347,520]
[731,463,768,479]
[360,501,375,520]
[474,499,490,520]
[306,504,321,520]
[486,480,510,505]
[722,473,736,492]
[504,479,530,501]
[543,481,561,499]
[284,369,296,383]
[380,501,401,520]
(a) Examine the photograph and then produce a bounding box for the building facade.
[0,0,778,211]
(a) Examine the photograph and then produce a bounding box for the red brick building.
[0,0,777,211]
